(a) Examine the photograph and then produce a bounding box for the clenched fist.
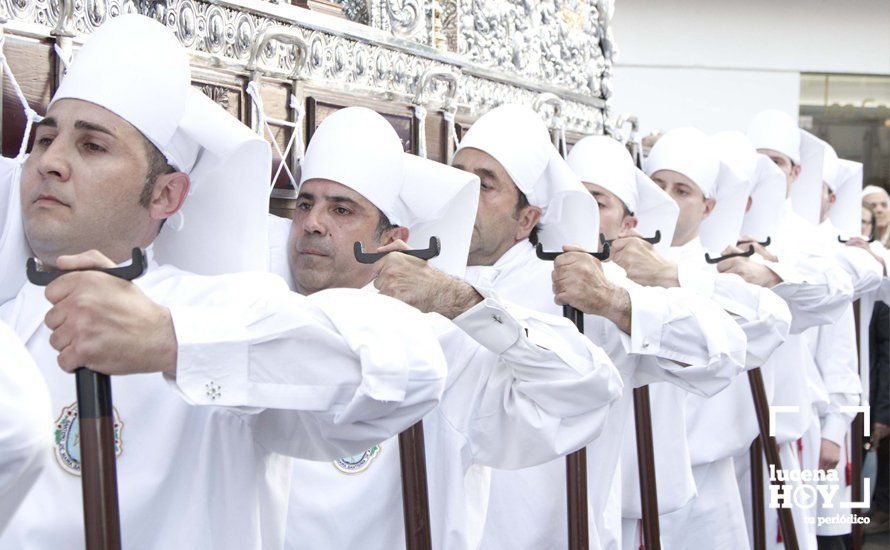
[44,250,177,375]
[738,235,779,263]
[609,231,679,288]
[372,240,481,319]
[714,244,782,288]
[552,245,631,333]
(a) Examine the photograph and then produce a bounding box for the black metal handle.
[26,248,147,286]
[536,234,611,261]
[353,237,441,264]
[705,245,755,265]
[838,235,875,244]
[605,230,661,247]
[738,236,771,247]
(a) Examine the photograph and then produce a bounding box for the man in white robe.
[274,106,622,550]
[796,146,878,548]
[619,128,791,549]
[453,107,749,550]
[737,110,881,549]
[0,16,451,550]
[32,99,624,548]
[0,320,51,534]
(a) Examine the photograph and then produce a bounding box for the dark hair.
[139,137,176,208]
[375,209,399,240]
[621,201,634,218]
[514,192,540,246]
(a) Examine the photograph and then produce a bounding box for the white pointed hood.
[791,131,835,226]
[747,109,802,164]
[829,159,864,239]
[23,15,272,276]
[300,107,479,278]
[566,134,678,252]
[711,130,785,242]
[454,103,600,252]
[644,127,750,255]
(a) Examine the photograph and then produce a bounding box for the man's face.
[863,191,890,228]
[22,99,157,267]
[651,169,715,247]
[819,182,836,224]
[757,148,800,197]
[289,179,397,295]
[862,207,874,238]
[582,182,637,241]
[452,147,540,267]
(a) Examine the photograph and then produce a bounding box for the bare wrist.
[658,264,680,288]
[603,286,632,334]
[440,280,483,319]
[159,308,179,373]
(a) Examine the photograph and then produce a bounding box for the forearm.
[434,279,483,320]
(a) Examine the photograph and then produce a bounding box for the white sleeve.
[813,305,862,446]
[162,274,447,460]
[831,246,884,300]
[598,277,747,398]
[677,266,791,369]
[0,323,52,533]
[439,290,623,470]
[763,254,854,334]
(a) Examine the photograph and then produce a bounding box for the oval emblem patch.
[53,402,124,476]
[333,444,381,475]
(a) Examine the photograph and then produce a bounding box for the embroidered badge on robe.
[333,444,381,474]
[53,402,123,476]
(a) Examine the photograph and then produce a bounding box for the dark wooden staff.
[536,241,611,550]
[709,236,797,548]
[625,136,663,550]
[354,237,440,550]
[747,367,799,549]
[851,299,864,550]
[26,248,147,550]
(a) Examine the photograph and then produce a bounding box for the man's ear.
[745,196,753,214]
[622,215,638,232]
[702,197,717,219]
[381,226,410,245]
[516,205,542,240]
[148,172,190,221]
[790,163,802,182]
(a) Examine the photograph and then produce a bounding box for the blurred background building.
[609,0,890,188]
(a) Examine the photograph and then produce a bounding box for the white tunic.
[274,231,624,550]
[476,241,747,550]
[0,258,449,550]
[659,238,791,550]
[799,220,877,536]
[0,321,52,534]
[734,202,856,550]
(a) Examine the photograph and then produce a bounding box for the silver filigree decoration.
[385,0,421,35]
[199,83,229,109]
[2,0,611,132]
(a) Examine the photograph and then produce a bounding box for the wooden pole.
[398,422,432,550]
[563,306,590,550]
[633,386,661,550]
[626,129,662,550]
[747,368,799,549]
[76,370,122,550]
[25,249,146,550]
